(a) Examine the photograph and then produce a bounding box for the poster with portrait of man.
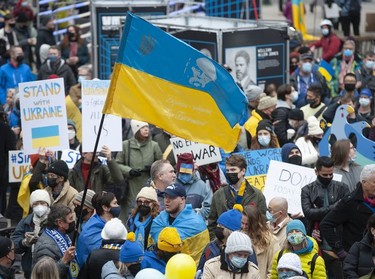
[225,46,257,90]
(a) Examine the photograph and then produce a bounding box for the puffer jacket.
[101,261,133,279]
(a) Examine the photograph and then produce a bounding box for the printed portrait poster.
[81,80,122,152]
[225,46,257,90]
[19,78,69,154]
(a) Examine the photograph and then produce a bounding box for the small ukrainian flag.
[31,125,60,149]
[319,60,335,82]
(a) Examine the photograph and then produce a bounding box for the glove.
[312,229,322,243]
[143,165,151,172]
[129,169,142,177]
[336,249,348,261]
[22,232,38,247]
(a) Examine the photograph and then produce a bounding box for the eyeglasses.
[137,200,151,207]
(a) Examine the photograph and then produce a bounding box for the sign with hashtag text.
[8,151,31,183]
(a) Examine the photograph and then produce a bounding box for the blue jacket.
[0,62,34,104]
[141,251,166,274]
[77,214,106,267]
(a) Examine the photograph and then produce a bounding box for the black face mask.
[317,175,333,186]
[9,23,16,28]
[214,226,225,241]
[47,177,58,188]
[159,251,177,263]
[344,83,356,92]
[16,55,24,64]
[66,221,75,234]
[226,172,240,185]
[128,263,141,276]
[74,206,89,220]
[306,98,316,107]
[109,206,121,218]
[288,155,302,165]
[6,255,15,266]
[138,205,151,216]
[313,137,321,145]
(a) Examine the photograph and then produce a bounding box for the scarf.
[198,164,222,193]
[339,55,354,88]
[293,237,314,255]
[230,180,246,204]
[33,209,49,236]
[69,42,78,57]
[45,228,79,279]
[133,213,152,251]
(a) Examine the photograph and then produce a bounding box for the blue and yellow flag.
[102,13,248,152]
[318,59,335,82]
[292,0,319,40]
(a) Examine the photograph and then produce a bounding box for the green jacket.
[207,179,267,240]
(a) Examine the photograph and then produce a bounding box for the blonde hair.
[31,257,59,279]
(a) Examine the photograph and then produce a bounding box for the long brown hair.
[60,25,84,49]
[242,205,273,250]
[331,139,351,168]
[250,132,279,150]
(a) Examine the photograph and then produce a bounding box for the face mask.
[68,130,76,140]
[226,172,240,185]
[109,206,121,218]
[366,60,374,70]
[178,173,193,184]
[47,177,58,188]
[317,175,333,186]
[290,91,298,102]
[230,256,248,269]
[306,98,316,106]
[6,255,15,266]
[214,227,225,241]
[258,135,271,147]
[138,205,151,216]
[343,49,353,58]
[278,270,299,279]
[33,204,49,218]
[344,83,356,92]
[160,251,176,263]
[321,28,329,36]
[128,263,141,276]
[266,211,276,223]
[288,120,297,128]
[313,137,321,145]
[359,98,370,107]
[16,55,24,64]
[66,221,75,234]
[78,76,86,83]
[288,155,302,165]
[74,206,89,220]
[287,232,306,245]
[349,155,356,163]
[302,62,312,73]
[48,55,58,63]
[9,23,16,28]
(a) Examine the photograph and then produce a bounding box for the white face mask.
[258,135,271,147]
[359,98,370,107]
[290,91,299,102]
[68,130,76,140]
[33,204,49,218]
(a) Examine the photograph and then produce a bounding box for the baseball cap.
[164,183,186,199]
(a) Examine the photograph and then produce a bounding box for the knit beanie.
[157,227,183,253]
[67,119,77,132]
[281,143,301,163]
[245,85,262,101]
[360,88,373,99]
[75,189,96,210]
[307,116,323,136]
[176,153,194,174]
[288,109,304,121]
[131,120,148,135]
[286,220,307,235]
[30,189,51,206]
[217,204,243,231]
[0,236,12,258]
[256,119,273,134]
[136,187,158,203]
[257,93,277,110]
[40,15,52,26]
[225,231,253,254]
[101,218,128,240]
[47,160,69,179]
[119,232,144,263]
[277,252,303,275]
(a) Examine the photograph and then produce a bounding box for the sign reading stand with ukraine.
[19,78,69,154]
[102,13,248,152]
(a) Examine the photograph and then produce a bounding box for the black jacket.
[320,183,375,252]
[0,264,15,279]
[272,104,292,146]
[35,27,56,69]
[343,232,375,278]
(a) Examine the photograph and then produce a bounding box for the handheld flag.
[318,59,335,82]
[102,13,248,152]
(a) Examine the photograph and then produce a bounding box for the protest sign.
[60,150,81,169]
[8,151,30,182]
[81,80,122,152]
[170,137,222,166]
[263,160,342,214]
[19,78,69,154]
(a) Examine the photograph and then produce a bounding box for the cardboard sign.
[81,80,122,152]
[8,151,31,182]
[60,150,81,169]
[170,137,222,166]
[263,160,342,214]
[19,78,69,154]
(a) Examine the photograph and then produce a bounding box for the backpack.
[277,249,318,278]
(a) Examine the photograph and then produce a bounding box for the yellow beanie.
[157,227,183,253]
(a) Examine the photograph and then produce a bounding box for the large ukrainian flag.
[102,13,248,152]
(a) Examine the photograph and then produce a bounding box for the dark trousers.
[321,250,344,279]
[340,11,361,36]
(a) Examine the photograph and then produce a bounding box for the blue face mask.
[365,60,374,70]
[178,173,193,184]
[266,211,276,223]
[278,270,299,279]
[109,206,121,218]
[48,55,58,63]
[321,28,329,36]
[258,135,271,147]
[301,62,312,73]
[343,49,353,58]
[230,256,248,269]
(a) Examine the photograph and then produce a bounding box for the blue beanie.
[286,220,306,235]
[119,232,144,263]
[281,143,301,163]
[217,204,243,231]
[360,88,373,99]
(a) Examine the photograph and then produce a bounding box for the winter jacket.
[244,109,270,137]
[295,137,319,167]
[77,214,106,267]
[28,160,47,192]
[78,239,124,279]
[300,103,327,122]
[270,237,326,279]
[177,174,213,220]
[69,158,123,193]
[14,25,37,66]
[45,181,78,211]
[35,27,56,69]
[333,164,363,192]
[301,179,350,233]
[141,251,166,274]
[310,33,342,62]
[202,254,261,279]
[0,265,15,279]
[356,65,375,92]
[0,28,19,50]
[37,59,76,93]
[207,180,267,240]
[343,232,375,278]
[101,261,133,279]
[149,204,210,265]
[320,183,375,252]
[273,100,294,146]
[255,234,280,279]
[60,41,90,68]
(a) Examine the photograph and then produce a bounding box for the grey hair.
[360,164,375,182]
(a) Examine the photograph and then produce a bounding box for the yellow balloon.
[165,253,196,279]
